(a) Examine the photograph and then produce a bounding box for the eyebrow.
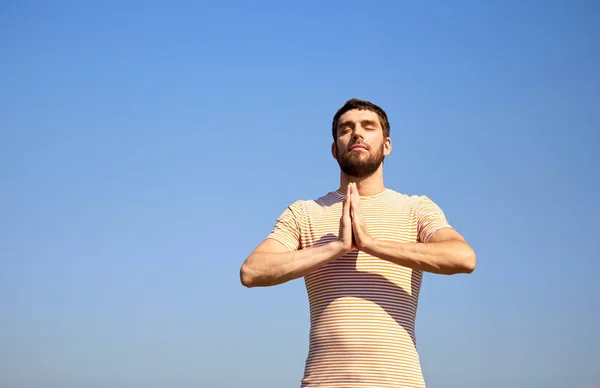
[338,119,379,129]
[360,119,378,127]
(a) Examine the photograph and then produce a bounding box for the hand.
[337,183,356,254]
[349,182,374,251]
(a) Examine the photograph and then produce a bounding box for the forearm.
[241,241,348,287]
[363,238,476,275]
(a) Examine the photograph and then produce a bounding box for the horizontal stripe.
[267,189,451,387]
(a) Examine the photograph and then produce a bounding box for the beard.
[335,142,385,178]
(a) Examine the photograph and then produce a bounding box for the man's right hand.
[241,183,355,288]
[338,183,355,254]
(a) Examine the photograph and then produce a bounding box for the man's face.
[332,109,391,178]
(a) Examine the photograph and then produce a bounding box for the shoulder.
[382,188,428,206]
[280,190,342,219]
[279,190,337,211]
[383,189,445,215]
[297,190,342,208]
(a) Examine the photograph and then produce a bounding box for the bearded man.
[240,98,476,387]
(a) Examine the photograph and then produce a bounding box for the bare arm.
[347,183,476,275]
[240,238,349,287]
[361,227,476,275]
[240,184,355,287]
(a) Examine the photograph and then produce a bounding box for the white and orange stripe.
[268,188,451,387]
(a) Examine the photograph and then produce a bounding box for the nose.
[352,124,365,139]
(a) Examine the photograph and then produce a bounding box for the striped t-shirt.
[267,188,452,387]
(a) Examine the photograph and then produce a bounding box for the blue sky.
[1,1,598,387]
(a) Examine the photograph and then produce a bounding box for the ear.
[383,137,392,156]
[331,141,337,159]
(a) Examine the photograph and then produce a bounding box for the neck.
[338,167,386,196]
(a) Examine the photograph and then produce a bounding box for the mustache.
[348,141,369,150]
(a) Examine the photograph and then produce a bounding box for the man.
[240,98,476,387]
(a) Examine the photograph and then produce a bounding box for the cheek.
[371,137,385,150]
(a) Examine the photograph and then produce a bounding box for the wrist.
[332,240,352,256]
[360,236,377,254]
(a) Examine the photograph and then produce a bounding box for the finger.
[350,195,358,222]
[351,186,360,212]
[343,194,350,219]
[343,184,351,217]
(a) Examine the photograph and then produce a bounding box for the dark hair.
[331,98,390,141]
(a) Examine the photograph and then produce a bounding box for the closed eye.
[361,120,378,130]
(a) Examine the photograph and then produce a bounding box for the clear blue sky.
[1,1,598,387]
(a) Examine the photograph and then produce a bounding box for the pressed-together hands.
[241,182,370,288]
[242,182,475,287]
[338,182,373,254]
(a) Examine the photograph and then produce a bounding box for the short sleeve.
[416,196,452,243]
[266,201,303,251]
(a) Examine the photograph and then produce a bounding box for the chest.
[300,200,418,249]
[300,199,422,297]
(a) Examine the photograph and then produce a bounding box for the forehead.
[337,109,380,126]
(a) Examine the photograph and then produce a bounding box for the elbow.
[443,247,476,275]
[240,254,278,288]
[461,249,476,274]
[240,262,256,288]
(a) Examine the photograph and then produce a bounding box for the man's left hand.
[348,182,374,251]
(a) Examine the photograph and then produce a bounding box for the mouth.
[350,145,368,151]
